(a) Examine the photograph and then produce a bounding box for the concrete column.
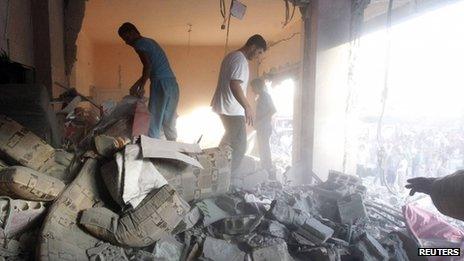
[293,2,319,184]
[31,0,68,98]
[32,0,53,96]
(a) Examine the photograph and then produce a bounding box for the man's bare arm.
[129,50,151,97]
[230,80,254,126]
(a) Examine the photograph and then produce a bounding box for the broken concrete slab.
[156,147,231,202]
[80,185,190,248]
[262,220,290,239]
[44,150,77,182]
[141,135,202,168]
[196,198,231,226]
[0,166,65,201]
[172,206,202,234]
[294,217,335,244]
[300,246,341,261]
[0,197,46,238]
[353,233,389,261]
[86,241,128,261]
[338,193,368,224]
[252,241,294,261]
[141,135,202,154]
[214,194,243,214]
[268,199,310,227]
[153,235,184,261]
[322,170,367,197]
[38,159,102,261]
[216,215,263,235]
[202,237,245,261]
[381,232,410,261]
[0,115,56,174]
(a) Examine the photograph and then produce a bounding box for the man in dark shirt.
[251,78,277,178]
[118,22,178,140]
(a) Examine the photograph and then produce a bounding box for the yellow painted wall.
[72,32,95,96]
[259,20,302,76]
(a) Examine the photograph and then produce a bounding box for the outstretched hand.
[405,177,437,196]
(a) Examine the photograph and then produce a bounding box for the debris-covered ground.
[0,95,462,260]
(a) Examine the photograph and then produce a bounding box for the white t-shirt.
[211,51,249,116]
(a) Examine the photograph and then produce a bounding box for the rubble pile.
[0,97,453,260]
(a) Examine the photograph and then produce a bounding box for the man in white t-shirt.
[211,34,267,173]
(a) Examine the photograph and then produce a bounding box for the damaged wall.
[0,0,82,98]
[258,20,302,76]
[71,31,95,96]
[0,0,34,67]
[48,0,67,96]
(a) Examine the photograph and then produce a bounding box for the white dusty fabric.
[211,51,249,116]
[140,135,203,169]
[121,145,168,208]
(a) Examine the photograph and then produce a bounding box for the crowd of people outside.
[356,123,464,192]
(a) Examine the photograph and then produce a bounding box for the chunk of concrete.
[0,197,46,238]
[214,194,243,214]
[156,147,231,202]
[172,206,201,234]
[0,115,56,173]
[354,233,389,261]
[202,237,245,261]
[322,170,367,197]
[268,200,310,227]
[38,159,102,261]
[217,215,262,235]
[153,235,184,261]
[80,185,190,248]
[252,240,294,261]
[195,198,231,226]
[0,166,65,201]
[294,217,334,244]
[86,241,128,261]
[45,149,77,182]
[140,135,202,168]
[303,246,341,261]
[337,193,367,224]
[263,220,290,239]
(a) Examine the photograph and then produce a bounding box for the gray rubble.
[0,114,442,260]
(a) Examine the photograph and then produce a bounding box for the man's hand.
[129,81,145,98]
[245,106,255,126]
[405,177,437,196]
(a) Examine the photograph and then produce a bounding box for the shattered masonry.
[0,109,451,261]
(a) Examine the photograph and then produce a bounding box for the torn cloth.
[403,204,464,248]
